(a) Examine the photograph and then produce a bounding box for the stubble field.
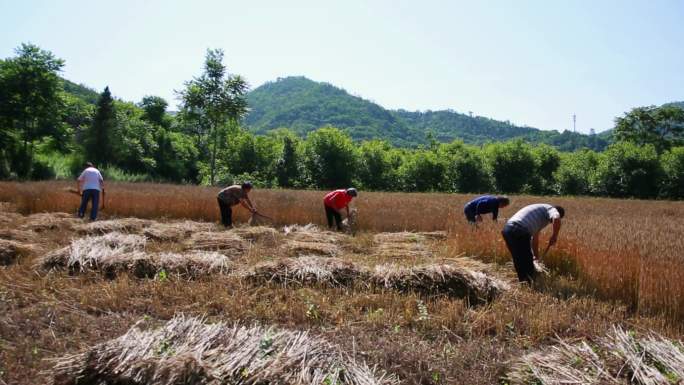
[0,181,683,385]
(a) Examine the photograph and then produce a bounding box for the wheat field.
[0,180,683,384]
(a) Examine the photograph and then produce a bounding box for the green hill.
[245,76,610,150]
[63,79,100,104]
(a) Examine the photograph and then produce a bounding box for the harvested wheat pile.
[0,228,37,242]
[0,210,23,227]
[20,212,80,232]
[507,325,684,385]
[77,218,153,235]
[374,232,427,244]
[283,223,348,243]
[233,225,280,245]
[155,252,232,277]
[244,256,367,287]
[37,232,147,271]
[0,239,21,265]
[416,231,447,241]
[372,264,508,303]
[374,242,432,259]
[143,220,216,242]
[283,240,339,257]
[51,315,398,385]
[184,231,248,256]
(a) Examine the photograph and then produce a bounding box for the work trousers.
[502,222,535,283]
[324,205,343,230]
[217,198,233,227]
[78,189,100,220]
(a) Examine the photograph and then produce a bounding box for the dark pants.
[325,205,343,230]
[502,223,535,283]
[464,206,477,223]
[78,189,100,220]
[217,198,233,227]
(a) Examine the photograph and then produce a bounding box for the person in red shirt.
[323,188,357,231]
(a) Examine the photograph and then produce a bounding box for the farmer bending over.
[502,204,565,283]
[464,195,509,224]
[77,162,104,221]
[217,182,256,228]
[323,188,357,231]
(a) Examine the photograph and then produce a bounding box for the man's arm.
[240,197,256,213]
[549,218,562,246]
[346,204,350,217]
[532,232,540,260]
[492,204,499,221]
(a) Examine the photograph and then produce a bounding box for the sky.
[1,0,683,133]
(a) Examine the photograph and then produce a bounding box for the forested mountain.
[245,76,610,150]
[244,76,424,146]
[63,79,100,104]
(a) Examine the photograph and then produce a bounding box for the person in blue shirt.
[464,195,510,224]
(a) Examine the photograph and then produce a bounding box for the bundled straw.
[0,239,21,265]
[143,221,216,242]
[507,325,684,385]
[373,232,427,244]
[37,232,147,271]
[20,212,80,233]
[232,226,280,246]
[243,256,367,287]
[77,218,153,235]
[372,264,508,303]
[184,231,248,256]
[282,223,348,244]
[0,210,23,227]
[416,231,447,241]
[155,252,232,278]
[51,315,398,385]
[283,240,339,257]
[373,242,432,259]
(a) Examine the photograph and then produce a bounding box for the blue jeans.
[78,189,100,220]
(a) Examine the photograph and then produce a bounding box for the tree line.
[1,43,683,199]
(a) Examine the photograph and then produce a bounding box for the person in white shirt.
[502,203,565,283]
[76,162,104,220]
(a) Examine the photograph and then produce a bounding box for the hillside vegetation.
[245,76,611,150]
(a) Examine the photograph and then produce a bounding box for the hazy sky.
[2,0,683,133]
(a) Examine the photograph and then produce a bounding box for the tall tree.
[139,95,169,128]
[83,87,116,167]
[614,105,684,153]
[276,135,300,188]
[177,49,248,185]
[0,43,65,177]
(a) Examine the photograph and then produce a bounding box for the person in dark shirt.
[464,195,510,224]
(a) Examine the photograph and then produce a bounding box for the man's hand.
[250,207,258,214]
[476,215,483,222]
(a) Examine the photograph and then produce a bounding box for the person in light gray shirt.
[501,203,565,283]
[77,162,104,221]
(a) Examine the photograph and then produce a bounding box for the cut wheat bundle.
[507,325,684,385]
[282,223,348,243]
[20,212,80,233]
[77,218,153,235]
[243,256,367,287]
[37,232,147,271]
[0,210,23,227]
[184,231,248,256]
[416,231,448,241]
[0,228,37,242]
[0,239,25,265]
[283,240,339,257]
[232,226,280,246]
[373,232,427,244]
[373,242,433,259]
[155,252,232,278]
[143,220,216,242]
[372,263,508,303]
[51,315,398,385]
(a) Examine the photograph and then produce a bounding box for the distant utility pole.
[468,111,473,118]
[572,114,576,133]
